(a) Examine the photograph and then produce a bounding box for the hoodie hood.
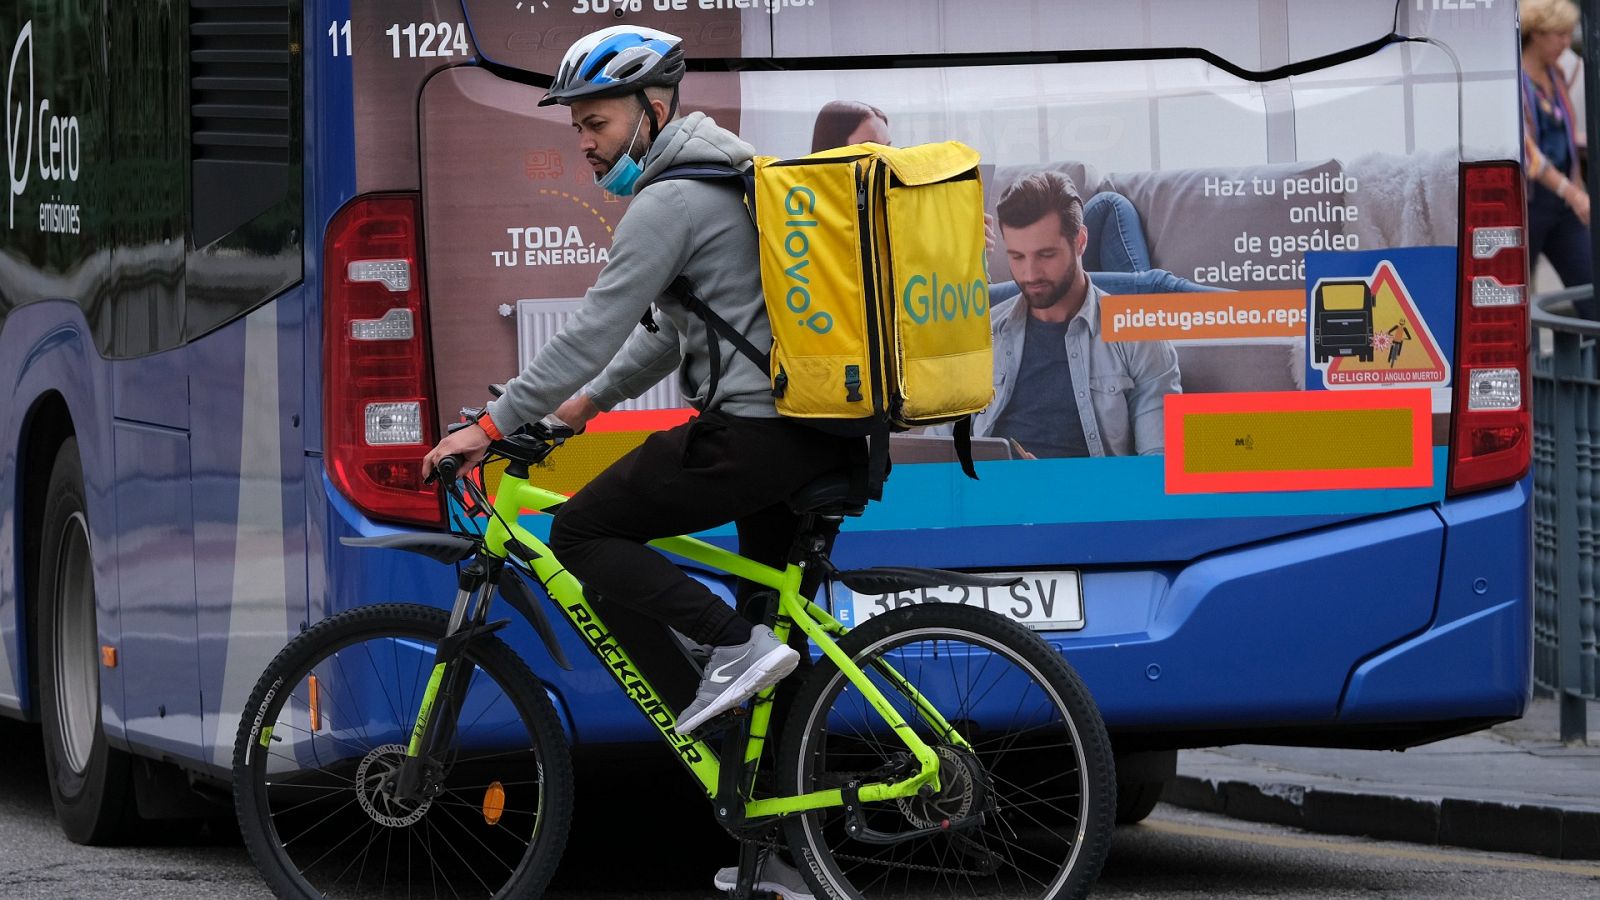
[636,112,755,188]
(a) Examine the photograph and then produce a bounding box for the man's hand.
[553,394,601,435]
[984,213,996,255]
[422,423,491,480]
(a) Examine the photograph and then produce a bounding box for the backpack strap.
[652,163,756,223]
[662,275,771,411]
[648,164,767,410]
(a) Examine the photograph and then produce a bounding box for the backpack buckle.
[844,365,863,402]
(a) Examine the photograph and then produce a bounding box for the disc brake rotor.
[895,744,986,828]
[353,743,433,828]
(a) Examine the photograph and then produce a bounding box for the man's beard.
[1020,264,1078,311]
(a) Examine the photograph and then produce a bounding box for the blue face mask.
[596,111,648,197]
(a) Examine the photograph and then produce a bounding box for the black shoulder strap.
[652,163,756,223]
[638,164,756,337]
[663,275,771,410]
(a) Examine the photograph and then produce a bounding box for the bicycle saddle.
[789,473,867,518]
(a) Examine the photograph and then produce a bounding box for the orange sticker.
[1100,290,1306,342]
[1164,389,1432,494]
[584,408,695,433]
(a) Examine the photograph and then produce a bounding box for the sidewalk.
[1165,697,1600,860]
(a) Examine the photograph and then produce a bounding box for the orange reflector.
[483,781,506,826]
[308,675,321,731]
[100,646,116,668]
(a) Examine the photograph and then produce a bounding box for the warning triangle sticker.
[1312,261,1449,388]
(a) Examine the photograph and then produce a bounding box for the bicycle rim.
[239,615,554,899]
[789,623,1092,899]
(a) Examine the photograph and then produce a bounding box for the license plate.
[832,571,1085,631]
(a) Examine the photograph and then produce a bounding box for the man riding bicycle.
[420,25,854,896]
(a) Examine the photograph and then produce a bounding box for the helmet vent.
[582,51,619,80]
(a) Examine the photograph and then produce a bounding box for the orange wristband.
[477,412,504,441]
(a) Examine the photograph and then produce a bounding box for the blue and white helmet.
[539,25,686,108]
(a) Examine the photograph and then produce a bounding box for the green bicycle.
[232,413,1116,900]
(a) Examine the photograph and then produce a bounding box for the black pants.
[549,410,859,711]
[1529,184,1597,319]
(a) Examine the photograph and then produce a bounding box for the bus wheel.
[36,437,136,845]
[1114,779,1168,824]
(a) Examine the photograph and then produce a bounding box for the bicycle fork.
[392,557,506,804]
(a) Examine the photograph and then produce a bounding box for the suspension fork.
[392,556,503,802]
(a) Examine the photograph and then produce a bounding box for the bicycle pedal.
[700,706,751,735]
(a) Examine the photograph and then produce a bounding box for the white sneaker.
[675,625,799,736]
[712,852,815,900]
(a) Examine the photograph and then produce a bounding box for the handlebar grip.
[435,455,463,484]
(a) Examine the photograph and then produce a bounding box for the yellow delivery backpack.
[654,140,993,499]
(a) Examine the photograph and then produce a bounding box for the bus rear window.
[1320,284,1369,311]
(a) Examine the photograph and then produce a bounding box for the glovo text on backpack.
[752,140,993,432]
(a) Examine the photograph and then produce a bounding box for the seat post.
[788,512,843,601]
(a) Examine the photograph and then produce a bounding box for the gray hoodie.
[485,112,775,434]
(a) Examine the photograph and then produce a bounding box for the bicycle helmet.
[540,25,686,108]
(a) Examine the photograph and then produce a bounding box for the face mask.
[595,110,648,197]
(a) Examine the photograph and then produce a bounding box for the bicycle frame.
[413,461,968,822]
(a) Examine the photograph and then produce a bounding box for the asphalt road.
[1,718,1597,899]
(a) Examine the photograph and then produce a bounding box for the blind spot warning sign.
[1311,261,1448,388]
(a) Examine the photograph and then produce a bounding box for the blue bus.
[0,0,1532,844]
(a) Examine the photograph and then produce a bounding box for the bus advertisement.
[0,0,1531,846]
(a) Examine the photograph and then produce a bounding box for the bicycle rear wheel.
[232,603,573,899]
[777,604,1114,900]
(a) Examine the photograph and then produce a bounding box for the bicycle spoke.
[330,651,384,748]
[292,805,373,872]
[268,719,378,761]
[424,813,497,898]
[361,641,409,729]
[423,812,458,900]
[430,795,539,829]
[986,769,1081,822]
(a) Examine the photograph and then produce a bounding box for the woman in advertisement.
[1521,0,1594,313]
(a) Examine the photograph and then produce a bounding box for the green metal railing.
[1531,285,1600,743]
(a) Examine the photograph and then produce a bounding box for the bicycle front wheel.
[778,604,1115,900]
[232,603,573,900]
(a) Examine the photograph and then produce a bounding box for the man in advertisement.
[969,171,1182,458]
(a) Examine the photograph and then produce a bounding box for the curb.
[1166,774,1600,860]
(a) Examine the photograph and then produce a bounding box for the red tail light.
[323,194,442,525]
[1448,162,1531,495]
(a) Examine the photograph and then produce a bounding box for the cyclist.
[421,28,853,893]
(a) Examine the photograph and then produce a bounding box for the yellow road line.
[1141,818,1600,879]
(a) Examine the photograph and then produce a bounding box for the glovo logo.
[902,272,988,325]
[780,184,833,335]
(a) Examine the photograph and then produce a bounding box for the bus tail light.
[1449,162,1531,495]
[323,194,443,526]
